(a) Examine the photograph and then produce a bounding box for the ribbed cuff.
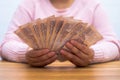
[90,41,120,63]
[1,41,29,63]
[90,47,104,63]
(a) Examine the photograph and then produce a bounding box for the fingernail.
[71,40,75,44]
[50,52,55,54]
[45,49,50,51]
[60,50,64,53]
[66,42,73,47]
[66,42,70,46]
[45,49,50,52]
[49,52,55,56]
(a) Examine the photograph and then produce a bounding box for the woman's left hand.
[60,40,94,67]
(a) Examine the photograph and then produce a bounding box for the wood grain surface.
[0,60,120,80]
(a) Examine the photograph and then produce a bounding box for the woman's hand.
[60,40,94,67]
[26,49,57,67]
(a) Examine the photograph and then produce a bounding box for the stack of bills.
[15,16,103,61]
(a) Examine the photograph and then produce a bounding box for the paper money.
[83,25,103,47]
[49,17,64,50]
[46,16,56,49]
[15,23,39,49]
[15,16,103,61]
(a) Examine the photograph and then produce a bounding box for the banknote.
[15,16,103,61]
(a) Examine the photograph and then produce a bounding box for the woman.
[1,0,120,67]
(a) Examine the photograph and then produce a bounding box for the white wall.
[99,0,120,39]
[0,0,120,43]
[0,0,21,42]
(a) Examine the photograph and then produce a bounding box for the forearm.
[90,40,120,63]
[1,40,29,63]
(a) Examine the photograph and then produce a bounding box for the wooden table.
[0,60,120,80]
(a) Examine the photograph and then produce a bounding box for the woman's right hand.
[25,49,57,67]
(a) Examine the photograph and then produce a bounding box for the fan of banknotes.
[15,16,103,61]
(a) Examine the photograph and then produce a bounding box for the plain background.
[0,0,120,43]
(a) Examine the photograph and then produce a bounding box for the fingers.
[26,49,57,67]
[70,40,91,55]
[65,42,89,62]
[61,40,95,67]
[26,52,56,63]
[30,55,57,67]
[26,49,50,58]
[69,40,94,59]
[60,50,89,67]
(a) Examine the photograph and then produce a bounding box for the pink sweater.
[1,0,120,63]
